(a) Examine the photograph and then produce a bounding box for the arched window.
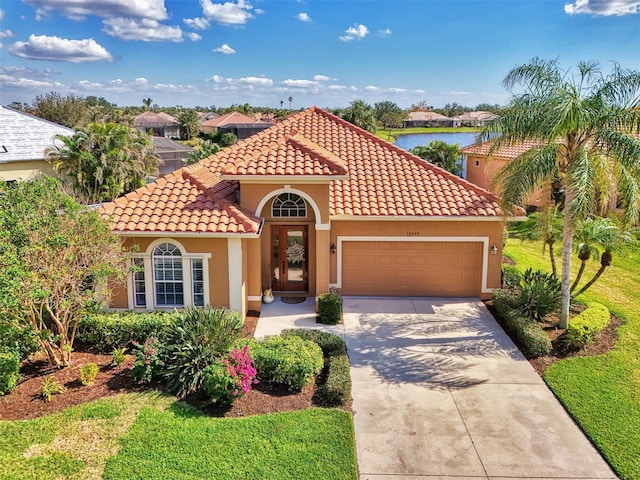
[272,193,306,218]
[153,242,184,306]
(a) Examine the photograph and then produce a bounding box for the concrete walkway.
[254,296,617,480]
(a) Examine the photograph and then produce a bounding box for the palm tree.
[410,141,463,176]
[341,99,377,133]
[47,122,159,203]
[142,98,153,111]
[280,100,284,108]
[288,96,293,109]
[571,217,637,298]
[479,58,640,328]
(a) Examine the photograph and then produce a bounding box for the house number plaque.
[406,232,419,236]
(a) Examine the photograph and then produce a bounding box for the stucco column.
[245,237,263,313]
[227,238,245,317]
[315,225,331,297]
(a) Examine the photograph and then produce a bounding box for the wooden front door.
[271,225,308,292]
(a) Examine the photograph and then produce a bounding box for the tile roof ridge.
[285,132,348,175]
[214,195,262,233]
[182,163,222,192]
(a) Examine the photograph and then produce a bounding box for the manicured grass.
[104,405,357,480]
[0,392,357,480]
[505,239,640,480]
[374,126,479,142]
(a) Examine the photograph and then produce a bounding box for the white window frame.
[272,192,307,218]
[127,238,211,310]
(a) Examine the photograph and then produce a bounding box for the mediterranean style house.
[101,107,519,318]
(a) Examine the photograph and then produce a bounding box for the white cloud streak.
[184,17,211,29]
[339,24,369,42]
[24,0,168,21]
[213,44,236,54]
[9,34,114,62]
[201,0,254,25]
[297,12,311,22]
[102,17,183,42]
[564,0,640,15]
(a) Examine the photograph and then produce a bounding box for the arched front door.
[271,225,308,292]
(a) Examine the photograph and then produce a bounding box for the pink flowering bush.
[130,336,164,384]
[203,345,258,405]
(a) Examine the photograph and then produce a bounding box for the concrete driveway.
[343,297,617,480]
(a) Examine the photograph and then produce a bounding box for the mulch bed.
[0,310,347,421]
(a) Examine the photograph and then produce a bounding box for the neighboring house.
[151,137,194,176]
[0,106,74,182]
[463,140,547,208]
[200,111,274,139]
[101,107,517,319]
[454,111,498,127]
[403,111,460,128]
[134,111,180,138]
[198,111,220,123]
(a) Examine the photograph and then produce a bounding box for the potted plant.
[262,289,274,304]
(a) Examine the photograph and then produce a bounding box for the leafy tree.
[479,58,640,327]
[31,91,91,128]
[0,177,128,367]
[185,140,220,165]
[436,102,470,117]
[219,132,237,147]
[409,100,431,112]
[374,101,405,136]
[410,140,463,176]
[46,122,159,203]
[341,99,377,133]
[474,103,503,114]
[176,109,200,140]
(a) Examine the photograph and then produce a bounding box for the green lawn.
[0,392,358,480]
[505,239,640,480]
[374,126,479,142]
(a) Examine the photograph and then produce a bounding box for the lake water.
[394,132,478,151]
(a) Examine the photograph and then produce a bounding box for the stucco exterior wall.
[0,160,56,181]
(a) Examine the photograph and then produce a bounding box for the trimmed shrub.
[492,292,552,358]
[76,311,176,352]
[317,354,351,406]
[110,347,128,367]
[0,350,20,395]
[251,335,323,392]
[565,303,610,349]
[160,307,243,397]
[202,345,258,406]
[79,362,99,386]
[281,329,347,357]
[0,322,39,361]
[318,293,342,325]
[130,336,164,384]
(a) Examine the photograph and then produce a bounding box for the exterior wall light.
[330,243,337,254]
[490,244,498,255]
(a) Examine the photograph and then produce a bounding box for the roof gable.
[100,107,506,235]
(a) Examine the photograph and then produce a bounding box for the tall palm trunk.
[559,188,575,329]
[547,239,557,277]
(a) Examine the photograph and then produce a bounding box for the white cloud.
[564,0,640,15]
[0,73,63,89]
[133,77,149,86]
[9,34,114,62]
[281,79,318,88]
[213,43,236,54]
[184,17,211,29]
[201,0,254,25]
[0,29,14,47]
[313,75,333,82]
[187,32,202,41]
[339,24,369,42]
[0,9,4,21]
[24,0,168,21]
[103,17,183,42]
[365,85,380,92]
[238,76,273,86]
[328,84,347,91]
[297,12,311,22]
[378,28,392,37]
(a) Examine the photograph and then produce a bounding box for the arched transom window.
[272,193,306,218]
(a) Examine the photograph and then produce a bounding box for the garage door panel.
[342,241,482,296]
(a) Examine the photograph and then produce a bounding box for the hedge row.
[565,303,610,349]
[75,311,177,352]
[492,290,552,358]
[282,329,351,406]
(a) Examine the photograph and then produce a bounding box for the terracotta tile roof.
[462,139,542,158]
[100,170,261,234]
[100,107,506,235]
[406,111,451,121]
[134,111,179,127]
[201,111,262,128]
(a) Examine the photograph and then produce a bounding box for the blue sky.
[1,0,639,109]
